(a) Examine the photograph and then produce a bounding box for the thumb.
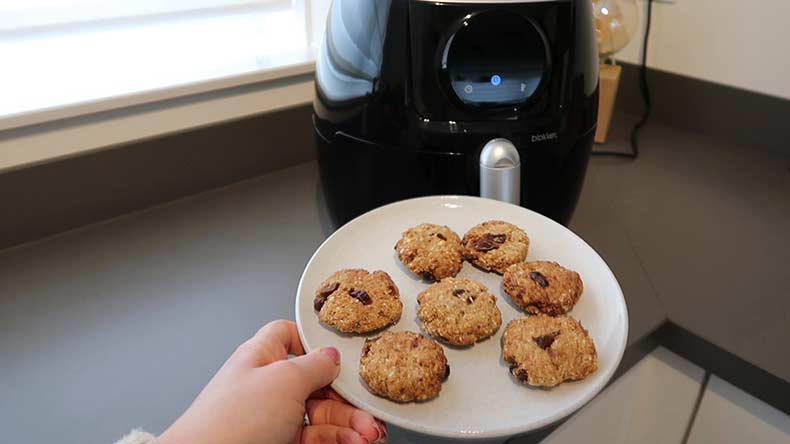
[288,347,341,398]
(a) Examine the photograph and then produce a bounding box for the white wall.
[617,0,790,100]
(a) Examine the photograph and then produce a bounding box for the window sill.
[0,5,320,173]
[0,70,316,173]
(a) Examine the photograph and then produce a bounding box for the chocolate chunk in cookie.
[417,278,502,346]
[462,221,529,274]
[502,314,598,387]
[314,269,402,333]
[503,261,583,316]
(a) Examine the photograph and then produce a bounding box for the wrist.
[157,426,182,444]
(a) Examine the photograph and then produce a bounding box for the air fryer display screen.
[443,11,547,107]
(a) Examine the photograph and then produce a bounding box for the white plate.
[295,196,628,440]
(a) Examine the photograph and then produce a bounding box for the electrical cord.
[593,0,653,159]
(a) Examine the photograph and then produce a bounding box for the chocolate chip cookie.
[359,331,449,402]
[503,261,583,316]
[417,278,502,346]
[502,314,598,387]
[462,221,529,274]
[395,223,463,281]
[314,269,402,334]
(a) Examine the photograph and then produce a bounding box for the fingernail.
[374,420,387,441]
[321,346,341,365]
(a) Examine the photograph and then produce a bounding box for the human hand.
[159,320,386,444]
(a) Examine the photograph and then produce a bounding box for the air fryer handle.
[479,138,521,205]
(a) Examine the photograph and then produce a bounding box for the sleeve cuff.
[114,429,160,444]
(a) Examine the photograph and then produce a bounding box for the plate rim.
[295,195,629,439]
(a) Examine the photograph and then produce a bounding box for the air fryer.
[313,0,599,227]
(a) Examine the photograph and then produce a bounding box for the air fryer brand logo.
[531,132,558,143]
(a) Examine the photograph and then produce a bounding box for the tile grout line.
[621,219,670,317]
[681,371,711,444]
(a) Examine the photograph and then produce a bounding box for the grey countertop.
[579,115,790,381]
[0,115,787,444]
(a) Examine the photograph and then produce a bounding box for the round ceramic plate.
[295,196,628,440]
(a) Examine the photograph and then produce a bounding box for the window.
[0,1,292,31]
[0,0,331,129]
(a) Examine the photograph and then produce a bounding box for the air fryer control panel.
[409,0,572,122]
[443,11,548,107]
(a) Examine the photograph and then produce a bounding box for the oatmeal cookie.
[314,269,402,333]
[395,223,463,281]
[462,221,529,274]
[502,314,597,387]
[359,331,449,402]
[503,261,583,316]
[417,278,502,346]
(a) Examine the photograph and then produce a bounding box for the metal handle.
[479,138,521,205]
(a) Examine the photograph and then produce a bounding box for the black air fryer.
[314,0,599,227]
